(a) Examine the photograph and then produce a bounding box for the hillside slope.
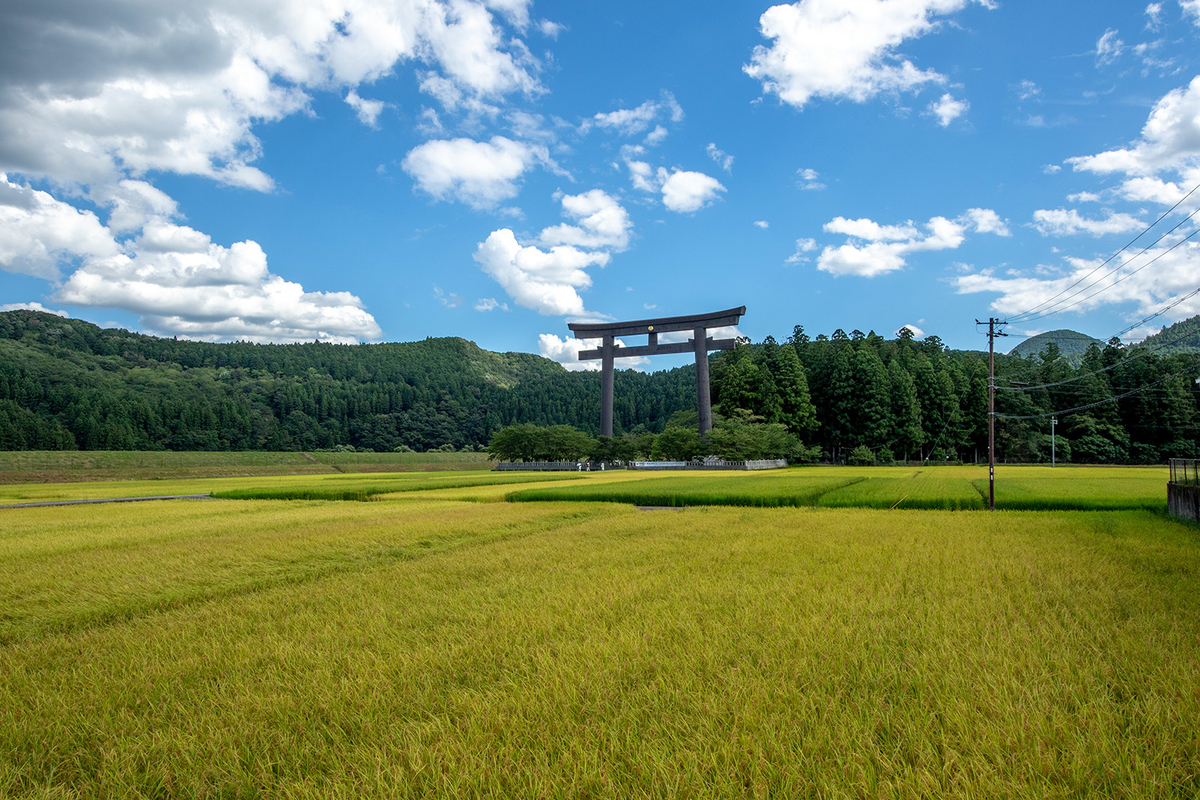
[0,310,697,451]
[1132,315,1200,355]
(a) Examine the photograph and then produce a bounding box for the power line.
[1006,181,1200,323]
[995,365,1195,420]
[996,328,1200,392]
[1012,225,1200,325]
[1112,286,1200,340]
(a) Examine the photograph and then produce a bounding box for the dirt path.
[0,495,213,510]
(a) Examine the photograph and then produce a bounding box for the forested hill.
[1009,329,1103,365]
[1135,315,1200,356]
[0,310,697,451]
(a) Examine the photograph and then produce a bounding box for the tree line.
[1,309,1197,463]
[707,326,1199,464]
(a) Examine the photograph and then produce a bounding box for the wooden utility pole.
[977,317,1008,511]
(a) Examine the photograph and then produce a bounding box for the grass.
[1,499,1198,796]
[0,449,493,484]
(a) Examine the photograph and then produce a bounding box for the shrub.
[847,445,874,466]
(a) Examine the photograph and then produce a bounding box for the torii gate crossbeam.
[568,306,746,438]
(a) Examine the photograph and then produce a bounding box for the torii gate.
[568,306,746,438]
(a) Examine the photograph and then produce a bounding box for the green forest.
[1,309,1197,464]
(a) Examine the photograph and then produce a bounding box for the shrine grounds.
[2,462,1198,797]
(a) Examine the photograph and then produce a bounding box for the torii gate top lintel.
[566,306,746,438]
[567,306,746,340]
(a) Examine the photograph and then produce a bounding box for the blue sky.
[2,0,1199,370]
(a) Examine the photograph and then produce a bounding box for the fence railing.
[628,459,787,471]
[494,461,592,471]
[1169,458,1200,486]
[495,458,789,472]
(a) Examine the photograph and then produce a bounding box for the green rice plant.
[820,472,984,510]
[1,504,1199,796]
[211,472,584,501]
[971,466,1168,511]
[508,473,862,507]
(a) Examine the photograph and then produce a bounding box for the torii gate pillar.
[569,307,746,438]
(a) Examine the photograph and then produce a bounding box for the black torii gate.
[568,306,746,438]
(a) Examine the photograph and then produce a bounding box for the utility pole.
[1051,417,1057,467]
[977,317,1008,512]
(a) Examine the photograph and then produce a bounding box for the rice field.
[1,491,1198,797]
[0,461,1193,796]
[508,465,1168,512]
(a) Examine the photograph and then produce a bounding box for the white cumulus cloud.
[744,0,995,109]
[796,168,826,190]
[346,90,387,127]
[55,220,381,343]
[0,176,120,279]
[0,301,68,317]
[474,229,607,317]
[537,333,651,371]
[954,241,1200,325]
[1031,208,1146,237]
[1066,75,1200,204]
[816,208,1007,277]
[539,190,633,251]
[928,93,968,126]
[659,169,727,213]
[0,175,380,342]
[476,190,635,317]
[402,136,552,209]
[0,0,542,191]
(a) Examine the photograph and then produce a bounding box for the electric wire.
[1006,181,1200,323]
[996,327,1200,392]
[994,365,1195,420]
[1011,216,1200,325]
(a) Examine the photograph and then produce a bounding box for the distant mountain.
[1009,329,1103,365]
[1131,315,1200,356]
